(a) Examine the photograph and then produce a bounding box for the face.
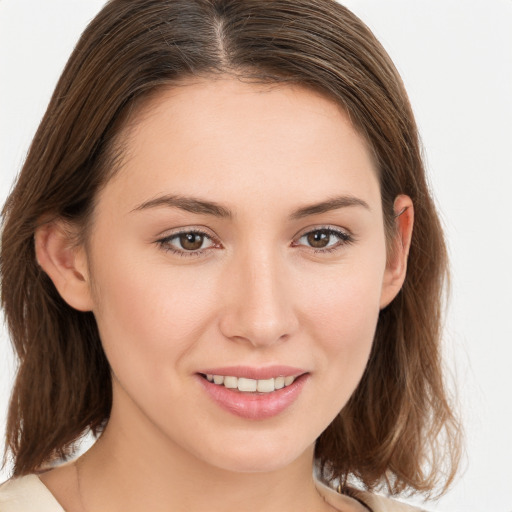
[80,78,396,472]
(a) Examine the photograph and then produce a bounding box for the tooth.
[238,377,257,392]
[274,376,285,389]
[257,378,275,393]
[210,374,296,391]
[224,376,238,389]
[284,376,295,386]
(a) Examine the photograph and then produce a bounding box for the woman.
[0,0,461,511]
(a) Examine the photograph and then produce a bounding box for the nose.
[218,246,299,348]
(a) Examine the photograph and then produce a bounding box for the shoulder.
[356,491,429,512]
[315,478,429,512]
[0,475,64,512]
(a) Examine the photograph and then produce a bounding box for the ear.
[35,221,94,312]
[380,195,414,309]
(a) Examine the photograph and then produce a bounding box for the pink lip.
[199,365,305,380]
[197,370,309,420]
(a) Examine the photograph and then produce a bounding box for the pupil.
[180,233,203,250]
[307,230,329,248]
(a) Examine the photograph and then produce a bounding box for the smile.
[198,367,308,419]
[203,374,296,393]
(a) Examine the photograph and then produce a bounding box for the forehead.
[100,77,380,214]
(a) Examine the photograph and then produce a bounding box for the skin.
[36,78,413,512]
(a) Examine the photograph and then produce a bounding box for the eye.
[156,229,218,256]
[294,227,353,252]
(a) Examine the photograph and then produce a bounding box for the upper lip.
[198,365,306,380]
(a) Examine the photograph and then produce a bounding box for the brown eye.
[158,230,216,255]
[295,227,352,252]
[306,230,331,248]
[179,232,205,251]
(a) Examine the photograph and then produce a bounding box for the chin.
[210,454,299,474]
[196,435,314,474]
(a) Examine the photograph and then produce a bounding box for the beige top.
[0,474,426,512]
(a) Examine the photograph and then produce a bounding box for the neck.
[76,396,329,512]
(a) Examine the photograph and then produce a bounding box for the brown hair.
[1,0,460,496]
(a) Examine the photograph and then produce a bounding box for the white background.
[1,1,511,511]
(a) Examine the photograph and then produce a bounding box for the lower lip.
[197,374,308,420]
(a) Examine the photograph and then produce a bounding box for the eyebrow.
[132,195,233,218]
[290,195,371,219]
[132,194,370,219]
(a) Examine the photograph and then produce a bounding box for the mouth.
[197,367,309,419]
[199,373,298,393]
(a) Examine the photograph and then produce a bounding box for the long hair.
[1,0,460,494]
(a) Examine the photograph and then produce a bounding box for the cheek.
[308,275,381,371]
[302,255,385,345]
[297,256,385,403]
[89,248,218,378]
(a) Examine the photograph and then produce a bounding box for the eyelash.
[293,226,354,253]
[156,226,354,258]
[156,228,220,258]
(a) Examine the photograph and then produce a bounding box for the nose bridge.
[219,241,297,346]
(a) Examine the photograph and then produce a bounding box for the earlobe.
[380,195,414,309]
[35,221,94,312]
